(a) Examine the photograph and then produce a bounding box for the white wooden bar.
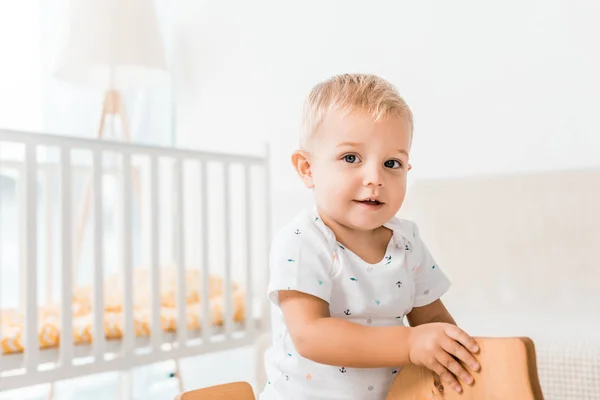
[199,161,211,341]
[0,129,264,165]
[119,370,133,400]
[0,332,255,392]
[18,163,26,328]
[0,142,3,373]
[223,163,234,338]
[262,144,272,330]
[92,150,105,361]
[244,165,255,336]
[174,159,187,345]
[121,153,134,356]
[150,156,162,352]
[1,159,125,176]
[44,169,54,307]
[59,147,73,368]
[24,143,39,372]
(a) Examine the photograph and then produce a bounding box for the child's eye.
[343,154,360,163]
[384,160,402,169]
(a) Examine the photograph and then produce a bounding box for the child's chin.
[347,214,388,231]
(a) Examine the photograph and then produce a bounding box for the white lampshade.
[54,0,168,89]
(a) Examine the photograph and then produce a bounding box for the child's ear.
[408,163,412,171]
[291,150,314,188]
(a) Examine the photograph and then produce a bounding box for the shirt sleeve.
[267,224,334,307]
[409,223,451,307]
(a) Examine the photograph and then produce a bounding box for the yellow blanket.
[0,268,245,354]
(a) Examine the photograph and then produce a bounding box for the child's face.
[298,110,412,232]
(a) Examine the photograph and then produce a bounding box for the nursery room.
[0,0,598,399]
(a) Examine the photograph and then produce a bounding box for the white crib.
[0,129,272,396]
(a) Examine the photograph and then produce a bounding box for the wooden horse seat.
[175,337,544,399]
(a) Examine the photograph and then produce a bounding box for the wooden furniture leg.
[46,381,54,400]
[386,337,544,400]
[174,358,185,393]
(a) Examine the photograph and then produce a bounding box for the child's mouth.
[354,199,384,208]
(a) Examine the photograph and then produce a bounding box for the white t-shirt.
[259,208,451,400]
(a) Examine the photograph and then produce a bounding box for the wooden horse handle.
[386,337,544,400]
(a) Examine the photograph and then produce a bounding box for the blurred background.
[3,0,599,228]
[0,0,599,399]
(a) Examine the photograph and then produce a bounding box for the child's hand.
[407,323,480,393]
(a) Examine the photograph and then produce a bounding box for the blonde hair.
[300,73,413,149]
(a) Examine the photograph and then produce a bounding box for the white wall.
[172,0,600,232]
[0,0,44,132]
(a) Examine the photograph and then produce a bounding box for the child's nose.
[362,166,384,187]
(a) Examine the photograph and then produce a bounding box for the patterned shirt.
[259,207,451,400]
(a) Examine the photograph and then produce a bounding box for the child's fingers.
[440,336,480,372]
[436,350,473,387]
[444,325,480,354]
[429,361,462,393]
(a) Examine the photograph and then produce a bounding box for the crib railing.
[0,129,271,392]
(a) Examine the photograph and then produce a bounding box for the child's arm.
[279,290,413,368]
[279,290,479,370]
[407,299,457,326]
[280,290,480,394]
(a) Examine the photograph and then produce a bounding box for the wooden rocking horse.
[175,381,255,400]
[175,337,544,399]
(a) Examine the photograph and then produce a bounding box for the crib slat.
[24,143,39,372]
[150,156,162,352]
[19,163,26,328]
[175,159,187,345]
[0,141,3,370]
[262,144,272,331]
[122,153,134,355]
[223,163,234,338]
[59,147,73,367]
[199,161,211,342]
[44,169,54,308]
[92,150,105,361]
[244,166,255,337]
